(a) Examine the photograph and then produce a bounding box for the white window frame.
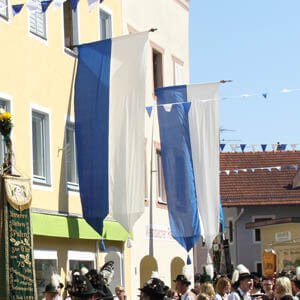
[31,103,52,189]
[0,0,10,23]
[174,61,184,85]
[252,215,275,244]
[28,0,48,44]
[227,217,234,245]
[62,0,80,56]
[104,246,124,290]
[67,250,95,271]
[156,151,167,204]
[65,121,79,191]
[99,4,113,40]
[34,249,58,260]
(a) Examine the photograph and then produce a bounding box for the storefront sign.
[275,231,291,242]
[263,249,276,276]
[145,224,173,240]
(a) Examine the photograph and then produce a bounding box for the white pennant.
[291,144,297,151]
[271,144,277,151]
[225,170,230,175]
[276,166,282,171]
[27,0,40,11]
[251,144,257,152]
[163,103,173,112]
[88,0,98,12]
[52,0,67,10]
[230,144,237,152]
[242,169,247,172]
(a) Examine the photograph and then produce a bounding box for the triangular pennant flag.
[262,93,268,99]
[242,169,247,172]
[294,164,299,170]
[286,165,290,170]
[183,102,191,113]
[100,0,104,2]
[87,0,97,11]
[276,166,282,171]
[230,144,237,152]
[71,0,79,11]
[261,144,267,152]
[163,103,173,112]
[41,0,52,12]
[26,0,39,11]
[291,144,297,151]
[251,168,255,172]
[145,106,152,117]
[281,144,287,151]
[251,144,257,152]
[218,170,222,174]
[233,169,239,173]
[52,0,66,9]
[225,170,230,175]
[12,4,24,15]
[187,255,192,265]
[240,144,246,152]
[220,144,226,152]
[271,144,277,151]
[267,167,272,172]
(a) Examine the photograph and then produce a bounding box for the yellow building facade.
[0,0,192,299]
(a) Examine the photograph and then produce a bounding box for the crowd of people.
[40,262,300,300]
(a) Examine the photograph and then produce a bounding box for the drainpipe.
[233,208,244,265]
[96,240,100,271]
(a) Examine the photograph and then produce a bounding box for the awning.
[32,212,129,241]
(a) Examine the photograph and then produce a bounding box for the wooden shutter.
[0,0,8,19]
[29,0,47,39]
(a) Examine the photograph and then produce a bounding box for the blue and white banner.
[75,32,149,236]
[156,83,220,251]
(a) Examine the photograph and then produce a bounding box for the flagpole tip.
[220,80,233,84]
[149,28,158,32]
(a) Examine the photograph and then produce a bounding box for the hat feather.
[182,265,193,283]
[81,266,89,276]
[296,266,300,281]
[51,273,61,288]
[232,269,239,284]
[205,264,214,280]
[151,271,160,279]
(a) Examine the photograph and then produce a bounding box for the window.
[153,49,163,88]
[63,0,79,51]
[256,262,262,276]
[100,9,112,40]
[0,99,10,165]
[34,250,58,300]
[32,111,50,184]
[228,219,233,243]
[0,0,8,20]
[104,247,124,293]
[66,123,78,189]
[174,62,184,85]
[157,151,167,204]
[253,216,273,242]
[29,0,47,40]
[68,250,95,272]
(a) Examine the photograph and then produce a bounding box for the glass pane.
[66,126,78,184]
[35,259,57,300]
[63,0,73,48]
[69,260,94,272]
[32,115,45,177]
[0,101,7,164]
[157,154,162,198]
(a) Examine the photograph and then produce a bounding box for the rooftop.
[220,151,300,207]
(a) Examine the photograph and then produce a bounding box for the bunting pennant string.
[219,143,300,152]
[41,0,52,12]
[220,163,299,175]
[12,4,24,15]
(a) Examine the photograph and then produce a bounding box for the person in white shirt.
[214,277,231,300]
[174,275,196,300]
[228,265,253,300]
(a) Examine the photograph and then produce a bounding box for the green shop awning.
[32,212,129,241]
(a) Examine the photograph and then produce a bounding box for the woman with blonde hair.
[274,277,293,300]
[214,277,231,300]
[199,283,215,300]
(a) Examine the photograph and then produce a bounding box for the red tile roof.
[220,151,300,206]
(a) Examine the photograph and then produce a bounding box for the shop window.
[29,0,47,40]
[153,49,163,89]
[68,250,95,272]
[253,216,273,242]
[32,110,51,185]
[0,0,8,20]
[100,9,112,40]
[104,247,123,293]
[256,262,262,276]
[228,219,233,243]
[156,151,167,204]
[63,0,79,51]
[66,122,79,189]
[34,249,58,300]
[0,99,10,165]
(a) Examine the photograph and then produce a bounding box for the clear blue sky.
[189,1,300,149]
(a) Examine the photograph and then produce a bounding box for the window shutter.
[29,0,46,39]
[0,0,8,19]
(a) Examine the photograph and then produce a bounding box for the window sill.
[33,180,52,191]
[67,182,79,192]
[64,47,78,58]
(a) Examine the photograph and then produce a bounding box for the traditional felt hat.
[67,274,98,297]
[43,273,62,294]
[232,264,253,285]
[173,274,191,285]
[140,278,166,298]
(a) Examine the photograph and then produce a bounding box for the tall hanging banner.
[75,32,149,236]
[0,175,36,300]
[156,83,220,255]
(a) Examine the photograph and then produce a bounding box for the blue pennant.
[240,144,246,152]
[286,165,291,170]
[267,167,272,172]
[145,106,152,117]
[220,144,226,151]
[281,144,287,151]
[71,0,79,11]
[183,102,191,113]
[187,255,191,265]
[261,144,267,152]
[251,168,255,172]
[294,164,299,170]
[41,0,52,12]
[262,93,268,99]
[100,239,106,251]
[234,169,239,173]
[12,4,24,16]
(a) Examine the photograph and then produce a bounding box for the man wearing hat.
[174,275,196,300]
[228,265,253,300]
[292,267,300,300]
[42,274,64,300]
[139,277,166,300]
